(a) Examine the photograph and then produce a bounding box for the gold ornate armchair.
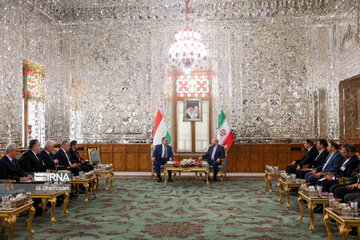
[218,146,227,181]
[88,147,114,191]
[200,145,227,182]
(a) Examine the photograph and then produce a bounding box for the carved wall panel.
[335,2,360,84]
[339,76,360,144]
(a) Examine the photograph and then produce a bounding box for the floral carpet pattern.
[10,176,357,239]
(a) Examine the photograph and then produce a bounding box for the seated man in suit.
[0,143,33,182]
[329,148,360,201]
[286,139,319,174]
[316,144,359,192]
[296,139,329,179]
[69,140,94,172]
[199,138,225,181]
[54,140,80,176]
[152,137,173,183]
[305,141,344,186]
[19,139,48,174]
[39,140,58,171]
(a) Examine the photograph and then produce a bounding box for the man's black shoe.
[56,198,64,207]
[290,191,298,196]
[213,178,217,182]
[313,205,323,213]
[290,188,298,192]
[34,207,43,216]
[70,192,76,199]
[349,228,358,236]
[157,178,162,183]
[168,178,173,182]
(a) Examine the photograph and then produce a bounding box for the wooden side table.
[70,176,97,204]
[31,191,70,224]
[297,192,341,233]
[163,165,210,186]
[94,169,115,191]
[264,170,280,195]
[278,178,308,209]
[0,201,35,240]
[324,207,360,240]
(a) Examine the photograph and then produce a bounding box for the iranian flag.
[153,110,171,145]
[217,110,234,150]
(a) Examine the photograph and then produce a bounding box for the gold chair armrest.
[337,177,346,185]
[3,179,16,184]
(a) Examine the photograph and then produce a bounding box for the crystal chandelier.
[168,0,207,69]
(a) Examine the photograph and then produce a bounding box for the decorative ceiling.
[23,0,352,24]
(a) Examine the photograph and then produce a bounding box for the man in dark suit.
[305,141,344,186]
[54,140,80,176]
[19,139,48,174]
[327,144,360,201]
[199,138,225,181]
[152,137,174,182]
[296,139,329,179]
[0,143,32,182]
[69,140,94,172]
[286,139,319,174]
[38,140,58,171]
[317,143,359,192]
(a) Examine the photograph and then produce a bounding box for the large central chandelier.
[168,0,207,69]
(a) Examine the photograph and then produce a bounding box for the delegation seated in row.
[284,140,359,213]
[286,140,359,192]
[0,139,95,214]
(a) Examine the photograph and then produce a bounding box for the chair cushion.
[90,150,100,164]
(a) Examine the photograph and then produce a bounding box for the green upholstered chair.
[88,147,114,190]
[88,147,100,165]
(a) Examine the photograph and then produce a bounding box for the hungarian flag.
[217,110,234,150]
[153,110,171,145]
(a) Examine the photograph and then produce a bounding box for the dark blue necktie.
[11,159,17,168]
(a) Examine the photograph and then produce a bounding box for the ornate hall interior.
[0,0,360,239]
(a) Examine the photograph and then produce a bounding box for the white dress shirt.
[340,158,351,171]
[322,153,335,171]
[62,148,72,165]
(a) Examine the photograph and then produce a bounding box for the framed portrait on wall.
[184,99,202,121]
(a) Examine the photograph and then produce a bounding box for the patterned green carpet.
[9,176,358,239]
